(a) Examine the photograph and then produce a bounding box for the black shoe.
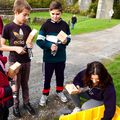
[13,107,22,118]
[23,102,35,115]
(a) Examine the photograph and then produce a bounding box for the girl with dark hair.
[71,61,116,120]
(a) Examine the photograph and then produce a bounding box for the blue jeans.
[71,23,75,29]
[70,92,103,110]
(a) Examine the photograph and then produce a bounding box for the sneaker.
[39,95,48,106]
[72,107,81,114]
[13,107,22,118]
[56,92,68,103]
[23,102,35,115]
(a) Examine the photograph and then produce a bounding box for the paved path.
[8,24,120,119]
[31,24,120,82]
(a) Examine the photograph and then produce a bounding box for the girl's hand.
[76,85,81,93]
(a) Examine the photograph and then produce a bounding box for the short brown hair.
[49,1,62,12]
[13,0,31,14]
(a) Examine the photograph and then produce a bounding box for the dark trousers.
[0,107,9,120]
[42,62,65,95]
[10,62,30,107]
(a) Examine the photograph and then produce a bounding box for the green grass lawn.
[3,12,120,35]
[30,12,120,35]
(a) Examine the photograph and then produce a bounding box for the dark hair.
[49,1,62,12]
[84,61,112,89]
[13,0,31,14]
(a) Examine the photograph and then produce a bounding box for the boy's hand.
[15,46,26,54]
[11,84,17,92]
[26,43,33,48]
[62,39,67,44]
[51,44,58,51]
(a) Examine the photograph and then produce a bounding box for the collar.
[51,18,62,23]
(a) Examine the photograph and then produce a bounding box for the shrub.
[113,3,120,19]
[87,2,98,18]
[27,0,52,8]
[64,2,80,14]
[73,0,78,4]
[32,17,47,25]
[79,10,88,16]
[0,0,14,8]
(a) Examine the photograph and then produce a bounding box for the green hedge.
[0,0,14,8]
[27,0,52,8]
[113,2,120,19]
[87,2,98,18]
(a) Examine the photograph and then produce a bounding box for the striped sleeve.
[36,24,52,49]
[66,24,71,45]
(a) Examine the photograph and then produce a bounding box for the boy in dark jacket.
[71,14,77,29]
[36,1,71,106]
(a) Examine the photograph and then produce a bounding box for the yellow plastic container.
[59,105,120,120]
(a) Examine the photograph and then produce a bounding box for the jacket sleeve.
[73,69,86,87]
[0,86,12,99]
[65,24,71,46]
[101,84,116,120]
[36,24,52,50]
[4,86,12,97]
[0,87,5,99]
[0,16,3,35]
[0,65,12,99]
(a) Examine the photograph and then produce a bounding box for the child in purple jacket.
[71,61,116,120]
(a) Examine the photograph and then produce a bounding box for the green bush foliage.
[79,10,88,16]
[27,0,52,8]
[0,0,14,8]
[64,2,80,14]
[73,0,78,4]
[87,1,98,18]
[113,1,120,19]
[0,0,52,8]
[32,17,47,25]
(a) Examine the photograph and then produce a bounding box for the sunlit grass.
[30,12,120,35]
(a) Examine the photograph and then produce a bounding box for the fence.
[0,8,49,15]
